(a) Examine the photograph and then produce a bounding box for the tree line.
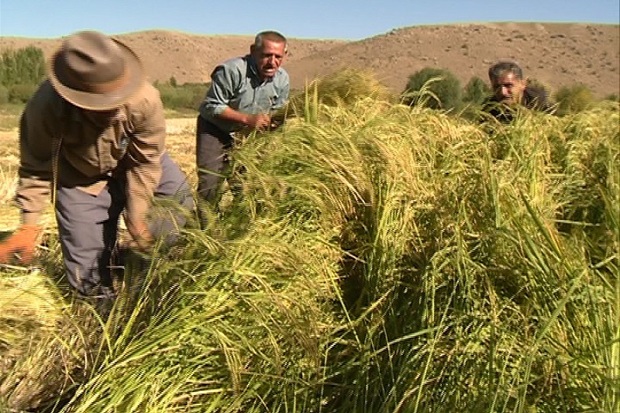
[1,46,617,115]
[0,47,209,112]
[401,67,619,117]
[0,47,45,104]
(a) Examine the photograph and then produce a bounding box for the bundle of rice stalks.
[0,270,64,356]
[0,270,73,410]
[272,68,393,124]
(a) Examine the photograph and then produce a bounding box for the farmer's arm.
[122,83,165,248]
[17,82,57,225]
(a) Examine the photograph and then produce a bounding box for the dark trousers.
[55,152,193,296]
[195,115,234,205]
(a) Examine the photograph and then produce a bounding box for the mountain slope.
[1,22,618,97]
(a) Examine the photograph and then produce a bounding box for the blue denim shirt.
[198,54,290,133]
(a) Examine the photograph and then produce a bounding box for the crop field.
[0,80,618,412]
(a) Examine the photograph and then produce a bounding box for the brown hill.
[283,22,620,98]
[1,22,619,98]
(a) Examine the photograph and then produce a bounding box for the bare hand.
[246,113,272,131]
[126,221,153,253]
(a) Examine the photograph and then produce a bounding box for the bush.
[307,68,392,106]
[0,46,45,104]
[270,69,393,125]
[554,83,594,115]
[0,85,9,105]
[0,47,45,88]
[401,67,462,111]
[155,82,209,111]
[462,76,490,104]
[8,84,37,104]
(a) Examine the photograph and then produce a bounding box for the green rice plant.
[0,269,94,412]
[63,99,618,412]
[0,91,617,412]
[0,270,63,358]
[65,220,343,412]
[272,68,394,125]
[552,105,620,262]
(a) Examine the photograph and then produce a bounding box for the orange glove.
[0,224,42,265]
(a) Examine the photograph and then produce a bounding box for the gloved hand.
[126,220,153,253]
[0,224,42,265]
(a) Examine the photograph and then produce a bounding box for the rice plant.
[0,79,617,413]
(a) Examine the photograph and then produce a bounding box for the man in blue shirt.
[196,30,289,218]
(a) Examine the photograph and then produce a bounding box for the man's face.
[251,39,286,80]
[491,72,527,105]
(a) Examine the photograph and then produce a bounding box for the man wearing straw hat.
[0,30,193,302]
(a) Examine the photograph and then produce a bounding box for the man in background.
[195,31,289,220]
[482,60,552,123]
[0,30,193,307]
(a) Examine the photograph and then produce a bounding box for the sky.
[0,0,618,40]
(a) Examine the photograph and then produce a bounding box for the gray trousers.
[55,152,194,296]
[195,115,234,205]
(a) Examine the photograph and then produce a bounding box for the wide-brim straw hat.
[48,30,145,110]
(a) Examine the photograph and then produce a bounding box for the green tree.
[401,67,462,111]
[0,46,45,88]
[9,84,38,103]
[155,81,209,111]
[462,76,490,104]
[554,83,594,115]
[0,85,9,105]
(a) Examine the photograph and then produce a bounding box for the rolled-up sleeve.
[123,84,165,233]
[17,84,55,225]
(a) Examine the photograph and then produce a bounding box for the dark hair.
[254,31,288,52]
[488,60,523,81]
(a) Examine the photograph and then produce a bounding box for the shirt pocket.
[255,90,279,112]
[110,121,134,161]
[111,134,131,161]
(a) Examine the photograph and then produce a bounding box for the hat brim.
[48,38,145,111]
